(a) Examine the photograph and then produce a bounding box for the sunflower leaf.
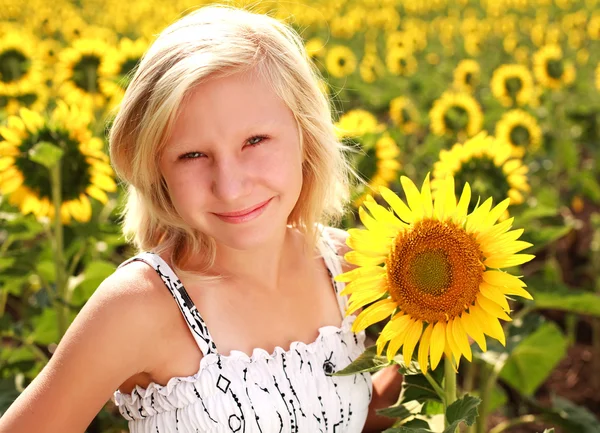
[442,394,481,433]
[28,141,64,169]
[398,366,444,405]
[332,345,391,375]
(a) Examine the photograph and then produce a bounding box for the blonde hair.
[109,4,353,279]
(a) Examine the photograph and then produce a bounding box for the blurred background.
[0,0,599,431]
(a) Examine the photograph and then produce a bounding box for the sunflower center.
[0,49,28,83]
[505,76,523,97]
[408,249,452,296]
[546,59,564,79]
[338,57,346,67]
[509,124,531,146]
[73,55,101,93]
[443,105,469,132]
[386,218,484,323]
[453,155,512,211]
[14,128,92,201]
[465,72,474,86]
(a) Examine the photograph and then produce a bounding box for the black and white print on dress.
[112,227,373,433]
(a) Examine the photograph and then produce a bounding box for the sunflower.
[429,91,483,138]
[325,45,357,78]
[0,30,46,97]
[495,109,542,157]
[533,45,576,90]
[54,38,121,112]
[432,131,530,209]
[491,64,535,107]
[389,96,420,135]
[452,59,480,93]
[352,133,402,207]
[386,31,415,53]
[335,173,534,372]
[385,47,417,76]
[0,102,117,223]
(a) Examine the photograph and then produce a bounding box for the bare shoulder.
[0,260,168,433]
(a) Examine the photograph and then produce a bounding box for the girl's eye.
[179,151,205,160]
[246,135,268,147]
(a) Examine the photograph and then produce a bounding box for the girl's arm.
[362,365,404,432]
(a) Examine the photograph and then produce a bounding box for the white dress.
[112,228,373,433]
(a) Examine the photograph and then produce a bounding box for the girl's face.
[159,68,304,250]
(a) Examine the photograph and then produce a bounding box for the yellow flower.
[389,96,419,135]
[491,64,535,107]
[335,173,534,372]
[334,109,385,139]
[432,131,530,209]
[495,109,542,157]
[0,103,117,223]
[452,59,480,93]
[385,48,417,76]
[54,38,121,112]
[429,91,483,138]
[325,45,357,78]
[533,45,576,90]
[0,30,46,96]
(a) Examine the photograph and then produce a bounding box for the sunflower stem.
[50,161,68,340]
[443,358,458,432]
[424,371,445,401]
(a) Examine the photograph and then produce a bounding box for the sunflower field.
[1,0,600,432]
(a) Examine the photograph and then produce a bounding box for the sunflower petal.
[352,298,396,332]
[452,317,472,362]
[335,265,385,283]
[471,305,506,346]
[362,201,406,230]
[344,251,386,267]
[401,176,424,220]
[485,253,535,268]
[476,293,512,321]
[429,321,446,370]
[346,286,388,315]
[402,320,424,365]
[379,186,414,224]
[479,281,510,312]
[420,173,433,218]
[453,182,471,223]
[418,324,433,374]
[460,312,486,352]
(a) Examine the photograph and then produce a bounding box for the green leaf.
[28,141,64,169]
[377,403,413,420]
[398,366,444,405]
[443,394,481,433]
[532,291,600,318]
[30,308,59,345]
[333,345,391,375]
[499,321,568,396]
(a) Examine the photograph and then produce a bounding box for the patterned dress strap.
[118,252,219,357]
[316,226,350,320]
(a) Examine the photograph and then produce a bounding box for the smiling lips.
[213,198,273,223]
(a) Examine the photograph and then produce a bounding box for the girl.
[0,5,402,433]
